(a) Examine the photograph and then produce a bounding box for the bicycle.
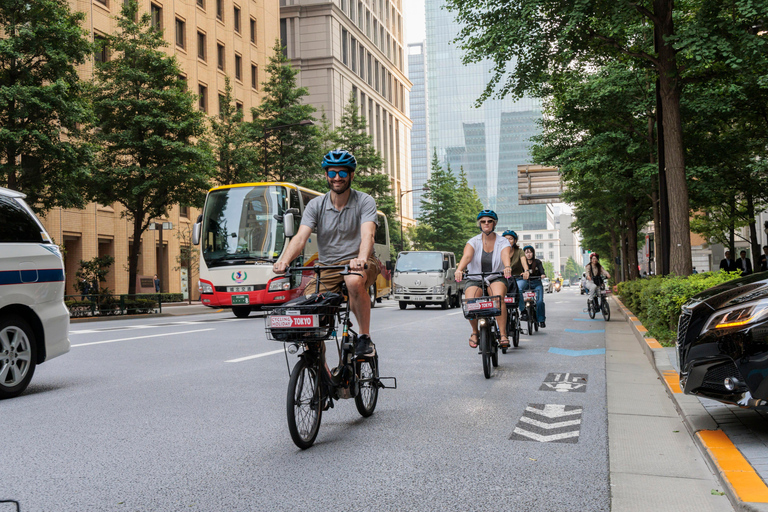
[504,276,523,351]
[265,265,396,449]
[587,275,611,321]
[520,275,543,335]
[461,271,505,379]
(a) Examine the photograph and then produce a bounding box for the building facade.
[279,0,414,221]
[38,0,280,298]
[407,42,429,220]
[425,0,546,232]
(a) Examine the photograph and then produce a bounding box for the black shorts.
[465,277,508,293]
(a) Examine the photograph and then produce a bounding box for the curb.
[612,296,768,512]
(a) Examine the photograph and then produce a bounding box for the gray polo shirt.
[301,189,378,264]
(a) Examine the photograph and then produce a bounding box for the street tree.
[90,0,215,294]
[210,77,260,185]
[0,0,94,211]
[445,0,767,275]
[249,40,320,183]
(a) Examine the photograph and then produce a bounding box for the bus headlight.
[199,281,214,294]
[269,277,291,292]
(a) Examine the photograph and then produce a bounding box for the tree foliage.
[0,0,94,211]
[90,0,215,293]
[210,77,260,185]
[249,40,320,183]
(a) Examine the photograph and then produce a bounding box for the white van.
[392,251,460,310]
[0,187,70,399]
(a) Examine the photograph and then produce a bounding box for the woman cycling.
[455,210,512,349]
[585,253,611,303]
[502,230,529,302]
[519,245,547,328]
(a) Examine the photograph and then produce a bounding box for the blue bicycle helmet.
[502,230,518,239]
[523,245,535,254]
[321,149,357,171]
[477,209,498,221]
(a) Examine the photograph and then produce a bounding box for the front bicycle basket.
[264,293,342,341]
[461,295,502,319]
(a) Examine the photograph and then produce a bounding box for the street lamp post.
[263,120,314,178]
[399,187,427,253]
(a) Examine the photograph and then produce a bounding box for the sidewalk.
[610,296,768,512]
[69,301,239,323]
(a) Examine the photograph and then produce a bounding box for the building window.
[523,234,531,240]
[197,31,206,60]
[180,206,190,218]
[217,43,225,70]
[150,3,162,30]
[95,0,107,6]
[235,102,243,115]
[175,18,185,49]
[234,54,242,81]
[341,28,348,66]
[218,94,226,119]
[535,233,543,240]
[280,19,287,56]
[549,242,554,248]
[351,37,357,72]
[549,233,554,238]
[250,18,256,44]
[233,6,241,33]
[535,243,543,250]
[94,35,108,63]
[251,64,258,90]
[197,0,204,8]
[216,0,223,21]
[549,252,554,260]
[198,85,207,112]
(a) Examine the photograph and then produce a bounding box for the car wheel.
[233,306,251,318]
[399,301,407,310]
[0,317,37,399]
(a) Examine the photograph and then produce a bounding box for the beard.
[327,177,352,194]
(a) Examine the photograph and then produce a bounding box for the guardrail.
[64,294,165,318]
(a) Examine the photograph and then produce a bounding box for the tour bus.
[192,182,392,318]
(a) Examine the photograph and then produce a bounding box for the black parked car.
[677,272,768,408]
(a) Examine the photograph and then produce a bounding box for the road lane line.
[71,328,215,347]
[226,349,285,363]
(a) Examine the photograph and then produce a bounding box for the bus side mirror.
[284,212,295,237]
[443,260,450,271]
[192,215,202,245]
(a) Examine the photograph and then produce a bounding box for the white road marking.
[70,318,238,335]
[447,311,464,316]
[226,349,285,363]
[71,328,215,347]
[511,427,580,443]
[519,416,582,429]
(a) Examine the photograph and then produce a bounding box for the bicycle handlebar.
[281,263,368,275]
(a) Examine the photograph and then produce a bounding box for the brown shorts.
[303,257,381,296]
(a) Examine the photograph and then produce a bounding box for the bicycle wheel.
[287,358,322,449]
[602,298,611,321]
[355,356,379,417]
[588,299,596,319]
[480,327,492,379]
[491,329,499,367]
[512,312,520,347]
[527,308,534,335]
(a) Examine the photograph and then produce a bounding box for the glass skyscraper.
[425,0,547,231]
[408,42,429,219]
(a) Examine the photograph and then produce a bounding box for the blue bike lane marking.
[564,328,606,334]
[548,347,606,356]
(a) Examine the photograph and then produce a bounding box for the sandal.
[500,336,511,349]
[468,333,479,349]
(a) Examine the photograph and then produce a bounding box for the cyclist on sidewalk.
[273,149,380,357]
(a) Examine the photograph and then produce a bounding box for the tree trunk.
[608,228,619,282]
[656,0,692,276]
[747,192,760,263]
[652,188,660,275]
[729,197,736,256]
[626,209,640,280]
[128,216,144,295]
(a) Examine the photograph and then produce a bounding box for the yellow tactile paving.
[662,370,682,393]
[698,430,768,503]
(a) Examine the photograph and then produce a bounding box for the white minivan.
[392,251,461,310]
[0,187,70,398]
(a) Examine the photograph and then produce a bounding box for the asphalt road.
[2,287,611,512]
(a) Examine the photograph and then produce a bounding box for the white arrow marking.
[512,427,580,442]
[519,416,582,429]
[525,404,582,418]
[543,383,587,392]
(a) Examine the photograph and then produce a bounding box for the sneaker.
[355,334,375,356]
[539,321,546,328]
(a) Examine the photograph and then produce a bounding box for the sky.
[403,1,426,45]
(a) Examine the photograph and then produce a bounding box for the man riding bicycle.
[273,149,380,357]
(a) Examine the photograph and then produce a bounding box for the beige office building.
[279,0,414,221]
[38,0,280,298]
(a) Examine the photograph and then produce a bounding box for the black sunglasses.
[479,219,494,224]
[326,170,350,178]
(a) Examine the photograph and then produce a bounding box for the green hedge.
[617,271,743,345]
[136,293,183,303]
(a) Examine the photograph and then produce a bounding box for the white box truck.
[392,251,461,310]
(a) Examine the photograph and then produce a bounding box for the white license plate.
[413,296,425,301]
[524,292,536,300]
[229,286,254,292]
[270,315,319,328]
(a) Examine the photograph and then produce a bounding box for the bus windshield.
[202,185,290,268]
[396,252,443,272]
